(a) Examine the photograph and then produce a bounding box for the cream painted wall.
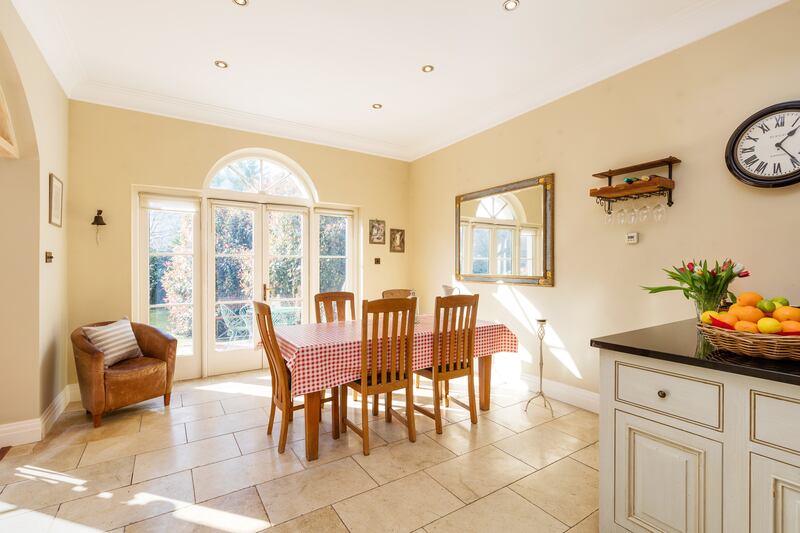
[0,0,69,423]
[409,1,800,394]
[68,102,410,382]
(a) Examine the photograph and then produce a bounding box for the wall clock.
[725,100,800,188]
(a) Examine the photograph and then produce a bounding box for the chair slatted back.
[254,301,291,407]
[433,294,479,375]
[361,297,416,388]
[382,289,413,299]
[314,292,356,323]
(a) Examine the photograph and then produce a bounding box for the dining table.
[274,314,518,461]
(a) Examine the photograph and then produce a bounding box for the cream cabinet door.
[751,453,800,532]
[615,411,723,532]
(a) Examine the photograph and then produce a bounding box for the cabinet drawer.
[615,362,723,430]
[751,390,800,455]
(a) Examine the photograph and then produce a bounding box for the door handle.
[262,284,271,301]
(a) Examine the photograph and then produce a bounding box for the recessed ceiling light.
[503,0,520,11]
[214,60,229,69]
[371,104,383,110]
[232,0,248,4]
[421,65,435,73]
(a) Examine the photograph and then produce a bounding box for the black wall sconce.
[91,209,106,244]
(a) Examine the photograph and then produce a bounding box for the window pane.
[210,166,254,192]
[459,225,466,273]
[320,257,347,292]
[215,303,253,348]
[270,300,302,326]
[149,211,192,253]
[496,229,513,275]
[319,215,347,256]
[268,212,302,256]
[215,207,254,254]
[472,227,490,274]
[150,255,193,305]
[269,257,302,298]
[215,256,254,301]
[150,305,193,356]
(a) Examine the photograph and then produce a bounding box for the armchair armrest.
[132,323,177,391]
[70,326,107,414]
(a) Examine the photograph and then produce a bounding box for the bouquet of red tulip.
[643,259,749,318]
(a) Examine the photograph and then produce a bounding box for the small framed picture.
[49,173,63,227]
[390,228,405,253]
[369,219,386,244]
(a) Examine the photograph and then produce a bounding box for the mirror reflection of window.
[471,227,490,274]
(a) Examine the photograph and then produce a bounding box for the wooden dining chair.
[382,288,413,298]
[340,297,417,455]
[314,291,356,323]
[254,301,339,453]
[413,294,479,433]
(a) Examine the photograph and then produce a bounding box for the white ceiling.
[12,0,786,161]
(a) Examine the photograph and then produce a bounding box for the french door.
[207,200,307,375]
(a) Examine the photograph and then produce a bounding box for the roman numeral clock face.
[726,102,800,188]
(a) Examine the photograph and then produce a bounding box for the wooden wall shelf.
[590,156,680,214]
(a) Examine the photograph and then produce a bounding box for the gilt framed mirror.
[455,174,554,286]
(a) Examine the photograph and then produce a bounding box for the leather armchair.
[71,321,177,427]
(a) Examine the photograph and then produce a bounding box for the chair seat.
[104,356,167,411]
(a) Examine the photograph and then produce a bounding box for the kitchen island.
[592,319,800,533]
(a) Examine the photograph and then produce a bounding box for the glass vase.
[694,295,723,321]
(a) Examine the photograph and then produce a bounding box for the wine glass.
[605,210,613,224]
[638,204,650,223]
[616,207,627,225]
[628,206,637,225]
[654,203,666,222]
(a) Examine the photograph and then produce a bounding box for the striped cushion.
[83,319,142,367]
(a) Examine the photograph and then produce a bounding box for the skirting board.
[520,373,599,413]
[0,384,75,448]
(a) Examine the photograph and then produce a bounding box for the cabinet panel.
[616,362,722,430]
[751,390,800,456]
[615,411,723,532]
[751,454,800,533]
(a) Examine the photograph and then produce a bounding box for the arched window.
[476,196,515,220]
[209,157,311,200]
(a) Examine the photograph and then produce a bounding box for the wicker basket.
[697,323,800,361]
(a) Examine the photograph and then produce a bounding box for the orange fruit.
[781,320,800,334]
[731,305,764,323]
[734,321,759,333]
[737,292,764,307]
[717,312,739,327]
[728,303,745,317]
[773,306,800,322]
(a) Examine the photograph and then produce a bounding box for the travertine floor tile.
[544,410,599,443]
[56,470,195,531]
[0,456,134,511]
[126,487,270,533]
[365,410,439,443]
[481,402,557,432]
[267,506,348,533]
[139,401,225,432]
[220,394,271,414]
[568,510,599,532]
[256,457,376,524]
[132,434,241,483]
[42,412,142,446]
[353,433,455,485]
[425,487,567,533]
[192,447,303,502]
[0,443,86,485]
[570,442,599,470]
[291,429,387,468]
[233,423,304,455]
[494,424,589,469]
[333,471,463,533]
[511,458,599,527]
[185,408,268,442]
[79,424,186,467]
[426,417,515,455]
[425,445,535,503]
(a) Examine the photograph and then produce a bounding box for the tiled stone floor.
[0,369,599,532]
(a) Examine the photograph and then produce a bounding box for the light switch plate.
[625,232,639,244]
[374,257,381,265]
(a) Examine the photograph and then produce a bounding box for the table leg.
[479,355,492,411]
[304,391,321,461]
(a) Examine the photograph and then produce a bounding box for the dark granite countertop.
[591,319,800,386]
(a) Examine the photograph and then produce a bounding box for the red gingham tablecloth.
[275,314,518,396]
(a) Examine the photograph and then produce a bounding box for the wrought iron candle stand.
[524,318,554,417]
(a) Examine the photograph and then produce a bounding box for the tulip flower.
[738,271,750,278]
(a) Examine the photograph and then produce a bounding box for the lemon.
[700,311,720,324]
[757,299,776,313]
[757,317,783,334]
[772,297,790,307]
